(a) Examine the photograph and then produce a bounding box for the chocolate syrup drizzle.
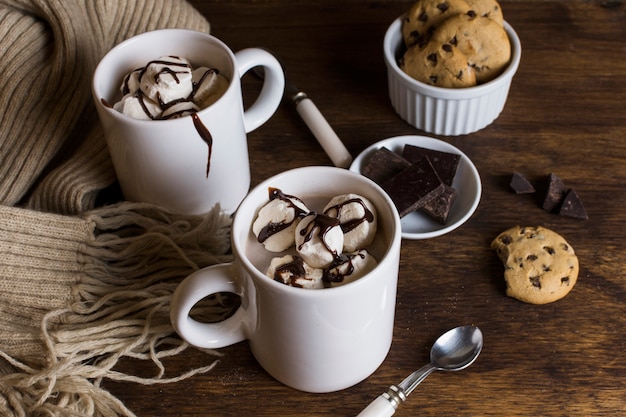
[259,191,377,288]
[257,188,308,243]
[273,256,308,288]
[323,197,374,233]
[323,251,366,284]
[119,57,222,118]
[297,212,341,258]
[191,113,213,177]
[109,56,224,178]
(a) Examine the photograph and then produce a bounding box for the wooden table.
[105,1,626,415]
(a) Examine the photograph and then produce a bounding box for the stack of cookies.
[400,0,511,88]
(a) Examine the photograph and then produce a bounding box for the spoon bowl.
[431,325,483,371]
[357,325,483,417]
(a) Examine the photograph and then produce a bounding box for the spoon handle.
[356,364,436,416]
[355,386,405,417]
[398,363,436,397]
[294,96,353,168]
[355,394,397,417]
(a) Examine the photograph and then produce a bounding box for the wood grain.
[103,1,626,415]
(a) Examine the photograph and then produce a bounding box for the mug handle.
[234,48,285,133]
[170,263,247,348]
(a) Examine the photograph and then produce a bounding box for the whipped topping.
[323,249,378,287]
[113,55,229,120]
[266,255,324,289]
[323,193,377,252]
[295,212,344,269]
[252,188,309,252]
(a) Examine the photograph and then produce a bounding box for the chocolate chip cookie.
[465,0,504,25]
[401,40,476,88]
[430,13,511,83]
[491,226,579,304]
[402,0,471,47]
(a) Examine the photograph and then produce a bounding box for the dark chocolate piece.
[361,147,411,184]
[559,188,589,220]
[510,172,535,194]
[420,184,457,224]
[401,144,460,186]
[542,173,567,212]
[381,156,444,218]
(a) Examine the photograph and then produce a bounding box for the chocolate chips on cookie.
[400,0,511,88]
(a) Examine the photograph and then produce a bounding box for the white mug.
[92,29,285,214]
[170,166,402,393]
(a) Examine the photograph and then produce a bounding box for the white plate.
[350,135,481,239]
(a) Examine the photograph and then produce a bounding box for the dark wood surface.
[105,1,626,415]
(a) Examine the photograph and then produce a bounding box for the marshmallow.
[192,67,230,108]
[252,188,309,252]
[161,101,200,119]
[113,93,161,120]
[114,57,230,120]
[323,249,378,287]
[323,193,377,252]
[139,56,193,105]
[295,212,344,269]
[120,68,142,96]
[266,255,324,289]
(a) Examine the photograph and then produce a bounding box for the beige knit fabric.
[0,1,236,416]
[1,0,211,214]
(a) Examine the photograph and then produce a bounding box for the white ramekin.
[383,16,522,136]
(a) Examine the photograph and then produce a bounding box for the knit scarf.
[0,1,236,415]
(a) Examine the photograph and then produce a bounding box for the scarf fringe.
[0,202,236,416]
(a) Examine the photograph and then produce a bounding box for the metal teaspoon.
[356,325,483,417]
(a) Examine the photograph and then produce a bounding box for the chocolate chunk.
[509,172,535,194]
[361,147,411,184]
[420,184,457,224]
[361,145,461,223]
[402,144,460,186]
[381,156,445,218]
[542,173,567,212]
[558,188,589,220]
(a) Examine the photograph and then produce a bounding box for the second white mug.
[170,167,402,393]
[92,29,285,214]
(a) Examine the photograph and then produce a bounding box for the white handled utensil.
[285,82,352,168]
[356,325,483,417]
[254,64,352,168]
